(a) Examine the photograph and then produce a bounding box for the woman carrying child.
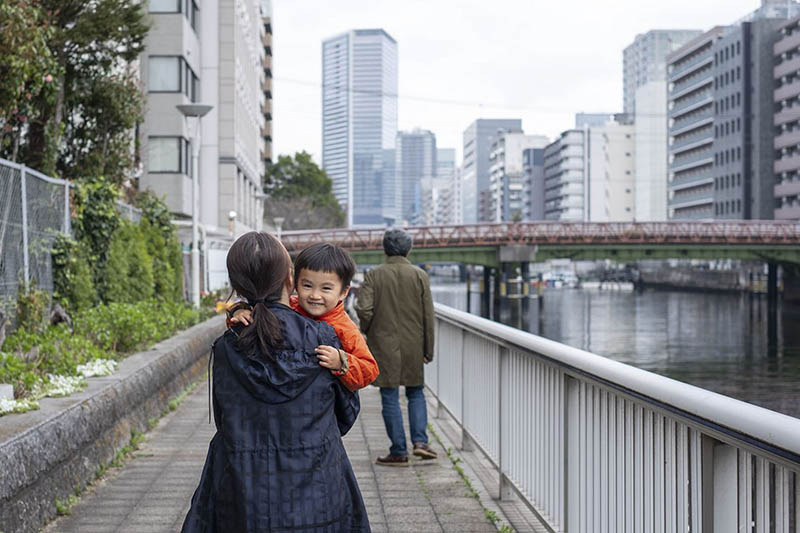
[181,232,369,532]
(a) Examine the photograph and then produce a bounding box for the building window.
[185,0,199,30]
[149,0,179,12]
[148,137,190,174]
[149,56,180,91]
[148,56,198,101]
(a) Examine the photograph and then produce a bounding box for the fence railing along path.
[0,157,142,307]
[426,303,800,532]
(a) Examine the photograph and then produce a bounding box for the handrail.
[426,302,800,531]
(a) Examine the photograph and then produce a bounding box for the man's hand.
[230,308,253,326]
[423,354,433,364]
[315,345,343,370]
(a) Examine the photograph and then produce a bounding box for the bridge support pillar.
[465,268,472,314]
[767,262,778,310]
[481,267,491,318]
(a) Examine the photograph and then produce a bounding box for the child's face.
[295,268,349,317]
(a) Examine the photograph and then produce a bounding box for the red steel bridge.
[280,221,800,267]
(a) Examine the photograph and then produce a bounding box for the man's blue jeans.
[380,386,428,457]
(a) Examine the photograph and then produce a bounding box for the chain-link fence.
[0,158,144,311]
[0,159,71,310]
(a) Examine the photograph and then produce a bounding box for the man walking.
[355,228,437,466]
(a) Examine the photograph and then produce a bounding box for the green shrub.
[103,222,154,304]
[72,176,121,292]
[15,283,50,333]
[137,192,184,303]
[52,234,96,313]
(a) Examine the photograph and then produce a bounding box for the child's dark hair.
[293,243,357,288]
[226,232,290,358]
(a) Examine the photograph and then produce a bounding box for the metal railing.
[426,303,800,532]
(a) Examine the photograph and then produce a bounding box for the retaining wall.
[0,315,225,533]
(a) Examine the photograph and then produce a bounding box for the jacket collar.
[386,255,410,265]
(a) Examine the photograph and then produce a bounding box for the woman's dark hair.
[293,243,357,288]
[226,232,290,358]
[383,228,413,257]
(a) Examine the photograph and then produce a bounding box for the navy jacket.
[182,303,369,532]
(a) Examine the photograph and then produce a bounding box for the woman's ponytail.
[226,232,291,359]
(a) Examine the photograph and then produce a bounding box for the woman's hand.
[230,309,253,326]
[315,345,342,370]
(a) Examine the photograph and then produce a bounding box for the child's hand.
[315,345,342,370]
[231,309,253,326]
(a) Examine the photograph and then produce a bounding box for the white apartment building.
[140,0,266,236]
[635,81,669,220]
[488,132,549,222]
[545,119,635,222]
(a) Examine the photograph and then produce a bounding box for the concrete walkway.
[45,382,499,533]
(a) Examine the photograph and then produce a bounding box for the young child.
[228,242,379,392]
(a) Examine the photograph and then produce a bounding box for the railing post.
[459,329,472,451]
[20,165,29,285]
[497,347,513,500]
[63,183,70,234]
[707,438,737,532]
[565,375,579,532]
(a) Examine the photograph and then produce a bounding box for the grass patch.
[428,423,514,532]
[55,494,78,516]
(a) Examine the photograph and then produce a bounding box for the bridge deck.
[44,382,508,533]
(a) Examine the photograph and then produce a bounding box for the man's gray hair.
[383,228,413,257]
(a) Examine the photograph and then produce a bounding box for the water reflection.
[431,281,800,419]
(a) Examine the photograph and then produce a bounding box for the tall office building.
[140,0,266,235]
[711,1,800,220]
[434,148,459,225]
[774,15,800,219]
[623,30,702,115]
[461,119,522,223]
[396,129,437,224]
[261,0,273,168]
[322,29,398,226]
[487,131,549,222]
[667,27,726,219]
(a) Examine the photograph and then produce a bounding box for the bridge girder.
[347,244,800,267]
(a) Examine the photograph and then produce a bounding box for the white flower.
[34,375,87,398]
[77,359,117,378]
[0,397,40,415]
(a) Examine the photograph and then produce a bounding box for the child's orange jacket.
[289,296,379,392]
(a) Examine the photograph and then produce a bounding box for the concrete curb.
[0,315,225,533]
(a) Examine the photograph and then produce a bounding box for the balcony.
[775,79,800,102]
[774,129,800,150]
[775,204,800,219]
[669,150,713,172]
[774,105,800,127]
[669,186,713,206]
[670,72,713,100]
[775,155,800,174]
[775,179,800,198]
[671,128,713,153]
[774,30,800,56]
[669,53,713,81]
[670,91,713,119]
[669,170,713,191]
[775,55,800,79]
[261,122,272,140]
[670,108,714,136]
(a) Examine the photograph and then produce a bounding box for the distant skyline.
[272,0,767,164]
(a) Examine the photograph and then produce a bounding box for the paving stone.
[44,384,497,532]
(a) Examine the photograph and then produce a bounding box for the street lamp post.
[273,217,285,241]
[176,104,213,308]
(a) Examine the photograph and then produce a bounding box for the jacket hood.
[217,304,336,404]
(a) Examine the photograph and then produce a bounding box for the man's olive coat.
[355,256,435,388]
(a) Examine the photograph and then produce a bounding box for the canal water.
[431,281,800,419]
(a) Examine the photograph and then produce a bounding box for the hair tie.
[247,297,266,306]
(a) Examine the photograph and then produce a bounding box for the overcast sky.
[271,0,762,164]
